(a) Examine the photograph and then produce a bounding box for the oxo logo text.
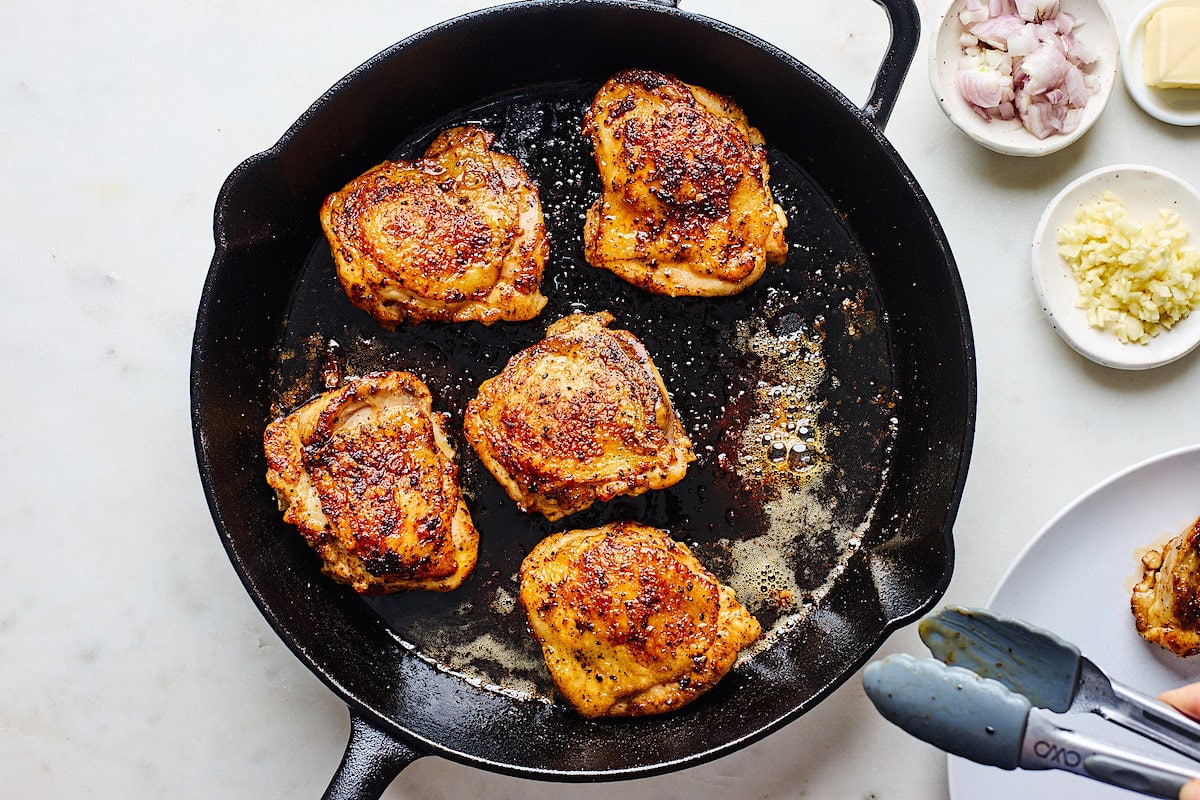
[1032,740,1082,768]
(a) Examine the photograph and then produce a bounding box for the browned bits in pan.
[267,84,901,707]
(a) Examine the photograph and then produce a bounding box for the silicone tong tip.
[863,653,1029,770]
[918,605,1082,712]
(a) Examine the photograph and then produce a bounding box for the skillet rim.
[192,0,977,782]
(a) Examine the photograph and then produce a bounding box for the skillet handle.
[321,710,425,800]
[669,0,917,127]
[863,0,920,128]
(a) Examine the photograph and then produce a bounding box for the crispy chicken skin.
[582,69,788,297]
[319,125,548,328]
[519,521,761,718]
[263,371,478,595]
[1132,516,1200,657]
[463,312,695,521]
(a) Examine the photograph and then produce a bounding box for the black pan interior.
[276,79,897,692]
[193,0,974,780]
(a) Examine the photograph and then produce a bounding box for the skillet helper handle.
[661,0,917,128]
[863,0,920,127]
[322,710,424,800]
[1103,677,1200,762]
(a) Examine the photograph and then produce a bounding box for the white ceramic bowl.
[1121,0,1200,126]
[1032,164,1200,370]
[930,0,1119,156]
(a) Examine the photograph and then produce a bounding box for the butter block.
[1144,7,1200,89]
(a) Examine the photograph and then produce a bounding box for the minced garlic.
[1056,190,1200,344]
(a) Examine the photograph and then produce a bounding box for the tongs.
[920,606,1200,762]
[862,606,1200,798]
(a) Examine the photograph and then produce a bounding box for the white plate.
[948,442,1200,800]
[929,0,1119,156]
[1121,0,1200,126]
[1032,164,1200,370]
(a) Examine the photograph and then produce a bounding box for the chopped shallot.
[955,0,1098,139]
[960,0,989,25]
[970,13,1026,48]
[959,51,1014,109]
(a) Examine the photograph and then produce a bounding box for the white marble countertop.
[4,0,1198,797]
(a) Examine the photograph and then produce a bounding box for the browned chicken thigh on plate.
[582,69,788,296]
[1132,515,1200,657]
[463,311,694,520]
[320,125,548,328]
[263,371,479,595]
[520,520,761,718]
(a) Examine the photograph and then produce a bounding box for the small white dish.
[1121,0,1200,126]
[1031,164,1200,370]
[929,0,1119,156]
[948,443,1200,800]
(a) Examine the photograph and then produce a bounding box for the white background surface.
[2,0,1198,797]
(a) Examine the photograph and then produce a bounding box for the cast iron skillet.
[191,0,976,797]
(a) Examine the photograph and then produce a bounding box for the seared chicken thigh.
[582,69,788,296]
[520,521,761,717]
[463,312,694,520]
[1132,516,1200,657]
[320,125,548,328]
[263,371,479,595]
